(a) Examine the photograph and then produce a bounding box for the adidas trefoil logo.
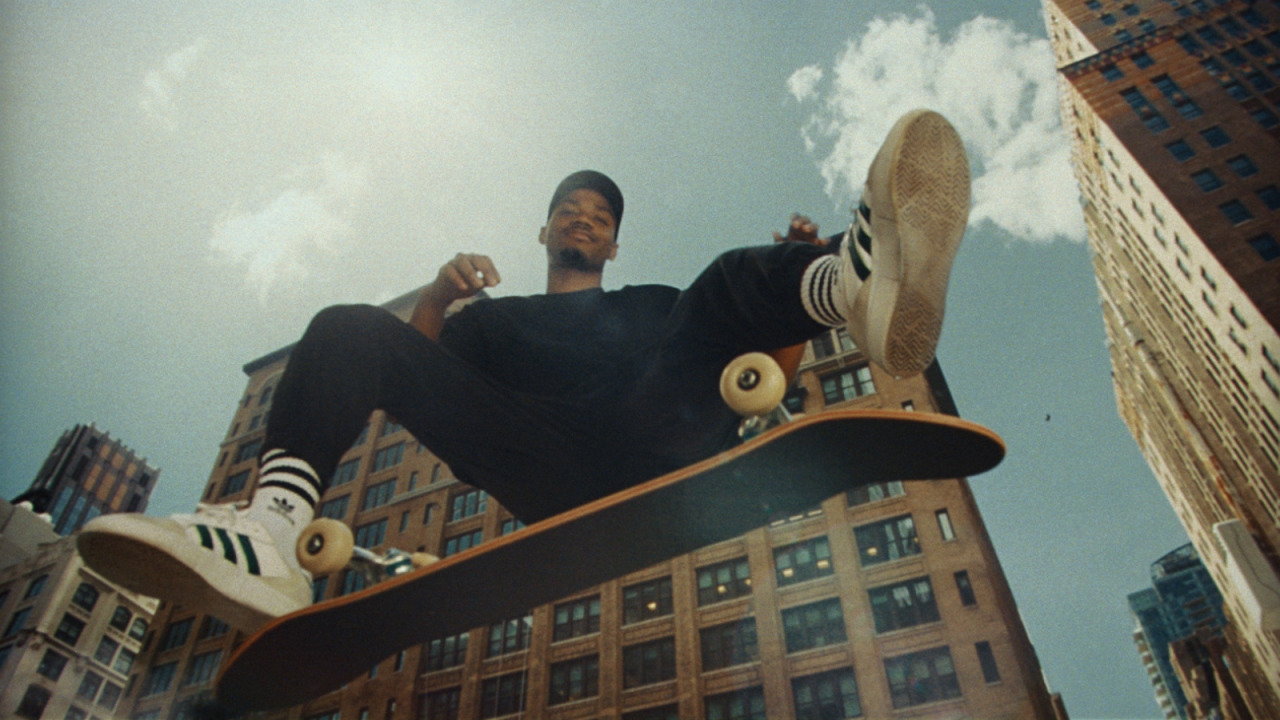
[268,496,298,526]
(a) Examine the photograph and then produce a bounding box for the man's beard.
[556,247,604,273]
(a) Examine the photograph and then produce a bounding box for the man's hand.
[773,213,828,247]
[411,253,502,340]
[434,253,502,303]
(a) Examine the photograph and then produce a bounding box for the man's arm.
[410,253,502,340]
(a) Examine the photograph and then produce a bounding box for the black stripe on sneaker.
[214,527,238,565]
[814,261,842,326]
[197,524,215,551]
[236,533,261,576]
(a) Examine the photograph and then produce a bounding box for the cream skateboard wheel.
[296,518,355,575]
[720,352,787,417]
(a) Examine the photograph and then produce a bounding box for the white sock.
[801,255,853,327]
[245,450,321,567]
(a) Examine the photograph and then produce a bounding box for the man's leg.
[620,109,970,466]
[78,304,591,629]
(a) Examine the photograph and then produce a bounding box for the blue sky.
[0,2,1190,717]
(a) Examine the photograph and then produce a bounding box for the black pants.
[263,243,830,522]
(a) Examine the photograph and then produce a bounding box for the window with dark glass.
[553,596,600,641]
[548,655,598,705]
[479,672,526,719]
[884,646,961,709]
[426,633,468,671]
[623,637,677,688]
[487,616,532,657]
[792,668,862,720]
[704,686,765,720]
[869,576,941,633]
[854,514,921,566]
[781,598,847,653]
[700,618,759,671]
[697,557,752,606]
[623,577,673,624]
[774,536,834,586]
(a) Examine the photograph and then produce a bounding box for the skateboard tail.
[216,410,1004,712]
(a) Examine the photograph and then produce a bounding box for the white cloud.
[791,10,1086,244]
[786,64,824,102]
[140,38,209,131]
[209,153,369,302]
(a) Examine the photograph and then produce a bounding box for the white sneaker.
[841,109,970,376]
[78,504,311,631]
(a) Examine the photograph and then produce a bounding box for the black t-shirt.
[438,285,681,398]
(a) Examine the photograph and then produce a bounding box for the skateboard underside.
[217,408,1003,712]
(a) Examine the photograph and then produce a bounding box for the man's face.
[539,188,618,272]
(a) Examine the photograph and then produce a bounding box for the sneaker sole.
[858,109,970,375]
[78,514,297,631]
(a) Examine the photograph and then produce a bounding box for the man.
[79,109,971,630]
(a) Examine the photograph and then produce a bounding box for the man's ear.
[538,226,548,246]
[608,242,618,261]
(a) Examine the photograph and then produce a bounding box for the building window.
[141,661,178,696]
[548,655,598,705]
[182,650,223,687]
[72,582,100,611]
[936,509,956,540]
[24,574,48,599]
[500,518,525,535]
[1257,185,1280,210]
[95,636,119,665]
[479,672,526,719]
[1200,125,1231,147]
[54,613,87,647]
[703,687,765,720]
[701,618,759,671]
[847,480,904,506]
[332,459,360,486]
[362,478,396,511]
[97,683,122,711]
[697,557,752,606]
[854,514,921,566]
[623,637,677,688]
[1165,139,1195,161]
[1248,233,1280,261]
[199,616,230,639]
[1192,169,1224,191]
[234,438,262,463]
[36,649,68,680]
[450,490,487,521]
[622,706,679,720]
[422,688,460,720]
[1132,49,1154,68]
[782,598,847,653]
[221,469,250,497]
[1100,63,1123,80]
[355,518,388,548]
[976,641,1002,683]
[885,647,962,708]
[159,617,193,651]
[774,536,834,586]
[114,648,136,674]
[371,442,405,472]
[553,596,600,641]
[869,577,941,633]
[821,365,875,404]
[109,606,131,631]
[955,570,978,606]
[443,529,481,556]
[1227,154,1259,177]
[319,495,349,520]
[623,577,673,624]
[427,633,468,671]
[487,616,532,657]
[1250,106,1279,128]
[15,685,51,720]
[792,668,862,720]
[1220,200,1254,225]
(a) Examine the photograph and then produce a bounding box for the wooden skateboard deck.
[216,408,1004,712]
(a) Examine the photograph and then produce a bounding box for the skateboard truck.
[720,352,792,440]
[295,518,438,585]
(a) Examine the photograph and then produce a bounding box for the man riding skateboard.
[79,109,972,631]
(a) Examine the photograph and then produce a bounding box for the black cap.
[547,170,623,233]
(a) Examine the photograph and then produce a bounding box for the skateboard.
[215,366,1005,711]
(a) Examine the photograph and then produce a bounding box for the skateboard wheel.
[720,352,787,417]
[296,518,354,575]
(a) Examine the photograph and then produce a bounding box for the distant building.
[12,424,159,536]
[1045,0,1280,715]
[120,287,1064,719]
[0,499,159,720]
[1129,544,1228,719]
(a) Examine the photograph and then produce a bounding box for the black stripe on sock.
[259,463,323,496]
